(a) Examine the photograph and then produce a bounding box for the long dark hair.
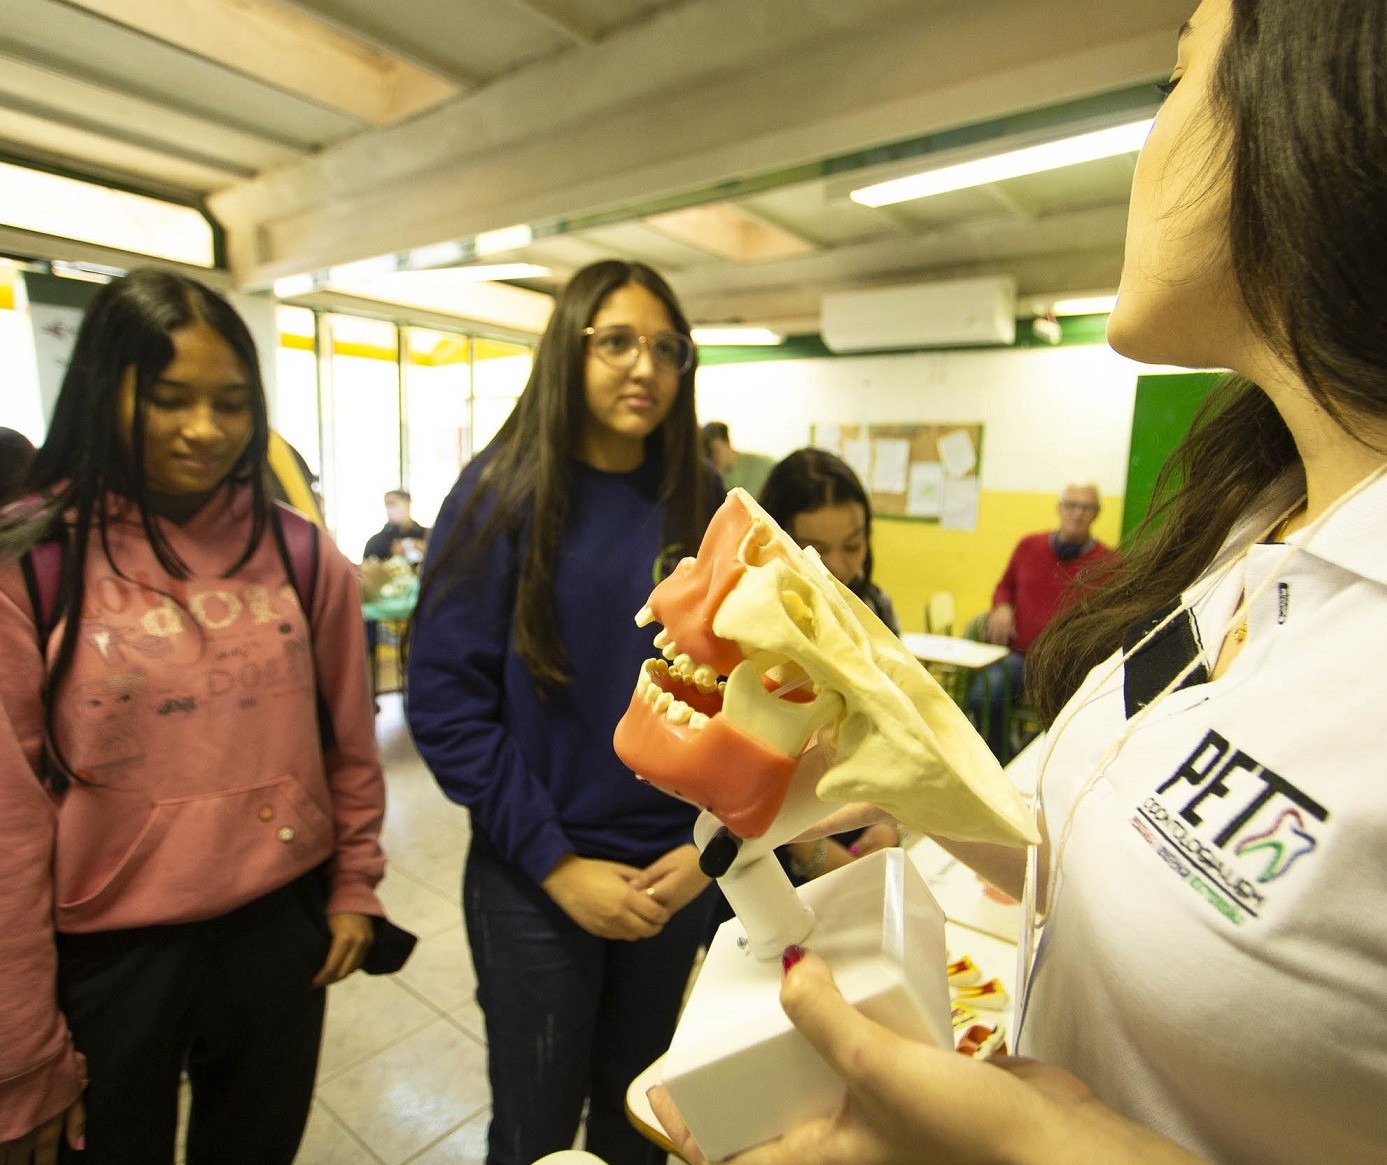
[1029,0,1387,723]
[420,259,709,691]
[0,267,272,787]
[758,447,880,598]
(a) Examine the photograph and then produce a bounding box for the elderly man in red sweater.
[972,482,1119,758]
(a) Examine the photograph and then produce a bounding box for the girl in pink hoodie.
[0,269,386,1164]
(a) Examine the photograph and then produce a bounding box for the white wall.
[695,343,1175,497]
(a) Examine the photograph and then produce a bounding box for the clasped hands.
[542,844,708,941]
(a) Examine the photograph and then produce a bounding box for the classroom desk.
[901,631,1008,670]
[362,584,417,695]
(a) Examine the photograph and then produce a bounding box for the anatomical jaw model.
[614,489,1037,1161]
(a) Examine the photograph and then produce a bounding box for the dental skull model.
[615,487,1037,849]
[615,488,1035,1160]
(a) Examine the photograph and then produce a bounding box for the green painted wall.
[1122,370,1223,541]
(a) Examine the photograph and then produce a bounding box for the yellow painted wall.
[873,490,1123,634]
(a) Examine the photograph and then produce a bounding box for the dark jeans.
[968,649,1026,760]
[464,847,714,1165]
[55,874,330,1165]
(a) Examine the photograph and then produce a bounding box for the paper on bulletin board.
[842,437,873,487]
[937,429,978,479]
[940,474,980,530]
[906,461,945,518]
[871,438,910,493]
[815,424,842,452]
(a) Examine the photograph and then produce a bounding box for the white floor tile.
[316,1018,490,1165]
[403,1112,489,1164]
[319,966,440,1080]
[395,921,477,1013]
[295,1100,384,1164]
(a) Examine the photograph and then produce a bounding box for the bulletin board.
[810,422,984,529]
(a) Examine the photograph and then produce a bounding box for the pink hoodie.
[0,485,385,1141]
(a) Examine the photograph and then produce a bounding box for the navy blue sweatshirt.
[408,452,717,885]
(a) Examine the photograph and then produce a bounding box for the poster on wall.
[23,271,100,425]
[811,421,983,529]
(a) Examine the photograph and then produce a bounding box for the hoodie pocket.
[56,775,334,931]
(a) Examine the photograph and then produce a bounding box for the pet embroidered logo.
[1129,729,1327,924]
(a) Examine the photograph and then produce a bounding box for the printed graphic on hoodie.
[73,573,313,776]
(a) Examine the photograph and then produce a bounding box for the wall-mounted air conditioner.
[820,275,1017,352]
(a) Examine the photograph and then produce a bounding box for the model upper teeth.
[637,659,727,731]
[635,646,840,753]
[648,629,726,690]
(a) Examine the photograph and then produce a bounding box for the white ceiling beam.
[56,0,461,124]
[500,0,601,45]
[0,51,303,175]
[208,0,1188,284]
[673,202,1131,300]
[0,104,248,193]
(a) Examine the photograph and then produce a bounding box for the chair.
[924,590,956,635]
[962,612,1040,763]
[920,595,963,705]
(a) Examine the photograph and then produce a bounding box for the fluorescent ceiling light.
[850,119,1153,207]
[327,256,398,283]
[691,326,783,346]
[1051,294,1119,316]
[394,263,551,283]
[405,241,466,269]
[475,224,534,255]
[273,274,316,298]
[50,260,116,284]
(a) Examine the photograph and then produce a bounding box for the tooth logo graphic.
[1235,808,1317,883]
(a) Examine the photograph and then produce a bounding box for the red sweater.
[0,485,385,1141]
[991,532,1118,653]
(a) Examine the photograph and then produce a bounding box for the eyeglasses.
[583,325,696,374]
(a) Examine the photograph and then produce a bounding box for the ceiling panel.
[0,54,304,175]
[575,221,725,270]
[289,0,678,82]
[0,0,1194,335]
[4,0,364,149]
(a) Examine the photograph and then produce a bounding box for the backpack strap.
[19,537,65,649]
[272,503,319,617]
[269,503,336,754]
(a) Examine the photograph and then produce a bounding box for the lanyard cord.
[1014,462,1387,1026]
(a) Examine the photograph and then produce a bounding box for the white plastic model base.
[661,847,951,1162]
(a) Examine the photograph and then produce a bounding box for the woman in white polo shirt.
[654,0,1387,1161]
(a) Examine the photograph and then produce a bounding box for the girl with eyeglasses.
[408,260,720,1165]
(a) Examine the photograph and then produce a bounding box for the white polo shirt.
[1019,470,1387,1164]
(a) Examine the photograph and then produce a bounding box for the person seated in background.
[970,481,1119,756]
[701,420,777,498]
[758,447,901,879]
[361,489,428,679]
[362,487,428,565]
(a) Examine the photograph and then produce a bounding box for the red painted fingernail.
[781,944,807,973]
[76,1135,86,1151]
[848,844,860,855]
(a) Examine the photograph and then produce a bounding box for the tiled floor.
[296,691,493,1164]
